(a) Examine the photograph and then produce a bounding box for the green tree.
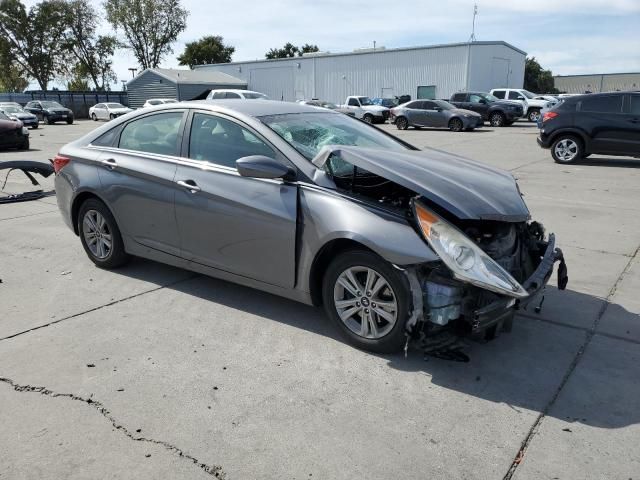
[62,0,116,90]
[299,43,319,55]
[177,35,234,68]
[0,38,29,92]
[67,64,91,90]
[524,57,558,94]
[0,0,70,90]
[105,0,188,70]
[265,42,320,59]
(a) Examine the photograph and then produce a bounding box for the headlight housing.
[413,201,529,298]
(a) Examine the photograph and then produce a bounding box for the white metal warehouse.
[195,41,526,103]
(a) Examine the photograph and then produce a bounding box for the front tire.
[91,113,97,121]
[322,249,410,353]
[31,124,38,130]
[109,114,114,121]
[395,116,408,130]
[46,115,54,125]
[448,118,463,132]
[551,135,583,164]
[78,198,130,269]
[66,118,73,124]
[19,138,29,150]
[363,114,373,124]
[489,112,506,127]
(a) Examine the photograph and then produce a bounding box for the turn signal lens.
[415,202,438,236]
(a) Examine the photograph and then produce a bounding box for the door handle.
[100,158,118,170]
[176,180,201,193]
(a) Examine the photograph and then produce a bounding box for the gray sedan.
[53,100,567,353]
[390,100,482,131]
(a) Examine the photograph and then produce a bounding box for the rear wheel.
[489,112,506,127]
[109,113,114,120]
[551,135,583,164]
[395,116,408,130]
[448,118,463,132]
[78,198,130,269]
[528,109,541,122]
[19,138,29,150]
[46,115,54,125]
[31,123,38,129]
[322,249,410,353]
[363,114,374,124]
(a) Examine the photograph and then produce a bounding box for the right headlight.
[413,201,529,298]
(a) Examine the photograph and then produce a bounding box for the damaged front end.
[314,145,569,346]
[405,213,568,345]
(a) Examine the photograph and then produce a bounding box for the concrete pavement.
[1,119,638,479]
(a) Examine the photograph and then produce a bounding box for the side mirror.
[517,96,525,100]
[236,155,292,179]
[434,107,443,112]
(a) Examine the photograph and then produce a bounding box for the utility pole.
[128,67,138,79]
[121,80,127,91]
[468,3,478,43]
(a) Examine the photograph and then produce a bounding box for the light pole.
[121,80,127,91]
[128,68,138,79]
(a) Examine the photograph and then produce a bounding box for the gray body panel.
[54,99,523,306]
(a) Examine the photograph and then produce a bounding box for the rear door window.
[508,91,522,100]
[580,95,623,113]
[493,90,506,99]
[423,101,437,110]
[451,93,466,102]
[225,92,241,99]
[119,112,184,156]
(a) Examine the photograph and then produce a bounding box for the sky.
[22,0,640,89]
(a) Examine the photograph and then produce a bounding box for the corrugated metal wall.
[467,44,526,92]
[554,73,640,94]
[127,70,177,108]
[196,43,525,104]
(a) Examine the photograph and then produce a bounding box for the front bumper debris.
[0,161,54,204]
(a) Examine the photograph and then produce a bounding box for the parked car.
[0,104,39,129]
[52,100,567,353]
[0,112,29,150]
[449,92,524,127]
[339,96,389,123]
[89,103,133,121]
[372,97,399,109]
[24,100,74,125]
[142,98,178,108]
[298,100,355,116]
[390,99,482,131]
[537,91,640,163]
[206,89,269,100]
[491,88,557,122]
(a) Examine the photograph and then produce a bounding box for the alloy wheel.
[554,138,579,162]
[82,210,113,260]
[333,266,398,339]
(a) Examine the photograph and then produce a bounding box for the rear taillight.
[51,154,71,174]
[542,111,558,122]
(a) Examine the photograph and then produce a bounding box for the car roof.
[184,99,335,116]
[210,89,265,94]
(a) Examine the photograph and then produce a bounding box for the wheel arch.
[547,128,590,151]
[71,190,114,236]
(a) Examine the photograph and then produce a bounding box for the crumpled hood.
[313,146,530,222]
[362,105,389,112]
[451,108,482,117]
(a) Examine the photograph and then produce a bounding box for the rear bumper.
[537,132,552,148]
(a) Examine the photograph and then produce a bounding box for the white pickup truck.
[490,88,557,123]
[339,96,389,123]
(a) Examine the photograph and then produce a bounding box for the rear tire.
[78,198,130,269]
[448,118,463,132]
[46,115,54,125]
[19,138,29,150]
[489,112,506,127]
[322,249,410,353]
[551,135,583,164]
[395,116,408,130]
[31,124,38,129]
[528,109,541,122]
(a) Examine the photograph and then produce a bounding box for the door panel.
[174,167,297,287]
[174,112,298,288]
[96,110,185,255]
[580,95,626,154]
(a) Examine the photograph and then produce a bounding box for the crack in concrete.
[0,210,59,222]
[503,242,640,479]
[0,274,199,342]
[0,376,225,478]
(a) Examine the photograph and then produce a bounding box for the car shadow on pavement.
[577,157,640,168]
[111,261,640,430]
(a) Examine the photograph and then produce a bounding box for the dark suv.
[537,92,640,163]
[24,100,74,125]
[449,92,524,127]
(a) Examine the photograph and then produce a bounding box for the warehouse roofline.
[195,40,527,68]
[128,68,247,86]
[554,72,640,78]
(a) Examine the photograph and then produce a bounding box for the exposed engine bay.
[324,152,569,345]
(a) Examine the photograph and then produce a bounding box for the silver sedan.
[53,100,566,353]
[391,99,482,131]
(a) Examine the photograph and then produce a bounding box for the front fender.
[297,186,439,292]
